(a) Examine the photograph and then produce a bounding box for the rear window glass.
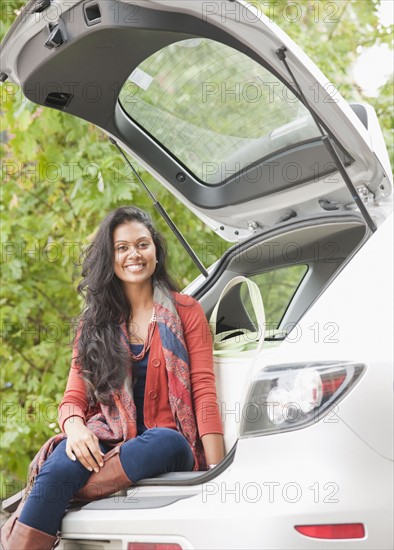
[119,38,320,184]
[243,265,308,332]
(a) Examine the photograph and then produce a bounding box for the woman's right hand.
[64,416,104,473]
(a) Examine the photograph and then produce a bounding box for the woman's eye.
[116,245,128,252]
[138,242,149,249]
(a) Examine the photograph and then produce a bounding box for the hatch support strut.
[276,46,377,233]
[109,137,209,278]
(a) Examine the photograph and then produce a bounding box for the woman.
[1,206,224,550]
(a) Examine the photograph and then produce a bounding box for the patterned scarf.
[25,284,206,495]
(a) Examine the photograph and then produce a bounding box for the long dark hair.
[75,206,178,406]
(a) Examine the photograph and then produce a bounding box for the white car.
[1,1,393,549]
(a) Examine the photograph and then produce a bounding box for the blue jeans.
[19,428,194,536]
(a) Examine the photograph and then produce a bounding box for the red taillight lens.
[295,523,365,539]
[321,373,346,396]
[127,544,182,550]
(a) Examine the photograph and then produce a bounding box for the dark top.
[130,343,149,435]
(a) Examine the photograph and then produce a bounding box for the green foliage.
[369,77,394,165]
[249,265,309,328]
[1,0,392,499]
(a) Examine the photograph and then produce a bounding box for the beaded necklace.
[128,306,156,361]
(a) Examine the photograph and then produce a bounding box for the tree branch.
[15,183,60,216]
[7,341,44,373]
[32,285,71,322]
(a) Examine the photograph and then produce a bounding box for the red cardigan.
[58,293,224,438]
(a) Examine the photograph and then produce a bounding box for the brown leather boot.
[1,520,59,550]
[1,510,58,550]
[74,446,132,502]
[1,500,23,550]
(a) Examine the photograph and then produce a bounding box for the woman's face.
[113,221,157,287]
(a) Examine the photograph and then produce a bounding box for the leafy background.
[1,0,393,498]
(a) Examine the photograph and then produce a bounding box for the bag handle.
[209,276,265,354]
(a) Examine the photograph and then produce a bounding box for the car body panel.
[259,213,393,460]
[59,407,392,549]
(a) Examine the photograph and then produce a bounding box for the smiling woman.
[0,206,224,550]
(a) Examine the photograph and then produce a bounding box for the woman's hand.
[64,416,104,473]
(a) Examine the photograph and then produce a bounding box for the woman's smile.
[113,221,157,285]
[124,263,145,273]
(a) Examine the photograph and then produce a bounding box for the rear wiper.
[109,137,209,277]
[275,46,377,233]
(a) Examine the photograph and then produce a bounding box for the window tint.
[242,265,308,333]
[119,38,320,184]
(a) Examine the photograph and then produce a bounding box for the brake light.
[321,374,346,396]
[295,523,365,539]
[240,362,364,436]
[127,544,182,550]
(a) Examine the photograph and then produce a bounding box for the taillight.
[127,544,182,550]
[295,523,365,539]
[240,361,364,436]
